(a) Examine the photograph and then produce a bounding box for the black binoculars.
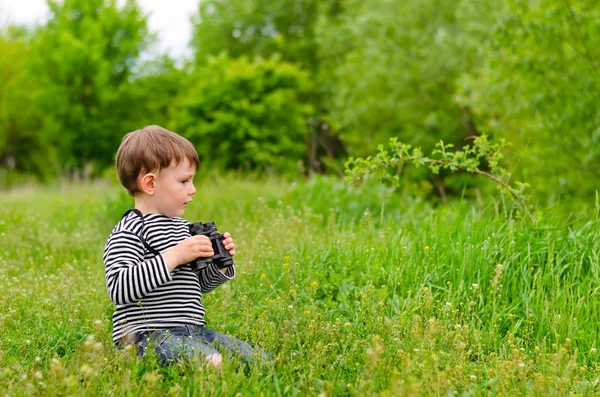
[188,221,234,273]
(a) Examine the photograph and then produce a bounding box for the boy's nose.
[190,183,196,195]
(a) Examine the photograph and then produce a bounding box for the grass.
[0,175,599,396]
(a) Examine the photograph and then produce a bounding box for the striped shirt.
[103,211,235,343]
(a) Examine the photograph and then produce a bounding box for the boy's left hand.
[222,232,236,257]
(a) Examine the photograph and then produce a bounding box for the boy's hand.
[222,232,236,257]
[163,236,214,271]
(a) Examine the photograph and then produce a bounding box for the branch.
[345,137,535,224]
[563,0,599,78]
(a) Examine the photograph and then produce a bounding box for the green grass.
[1,175,599,396]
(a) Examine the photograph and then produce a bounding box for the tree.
[114,56,185,135]
[317,0,490,154]
[171,55,313,173]
[191,0,326,72]
[0,28,56,178]
[31,0,148,173]
[315,0,495,197]
[191,0,345,174]
[457,0,600,200]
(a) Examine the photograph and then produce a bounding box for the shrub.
[172,55,314,173]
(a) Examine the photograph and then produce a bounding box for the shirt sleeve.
[104,230,173,305]
[198,263,236,293]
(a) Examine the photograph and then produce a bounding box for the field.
[1,175,599,396]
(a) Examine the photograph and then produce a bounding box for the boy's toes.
[206,353,222,368]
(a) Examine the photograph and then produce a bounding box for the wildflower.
[50,358,61,369]
[260,274,267,280]
[310,280,319,289]
[79,364,93,377]
[84,335,95,347]
[143,372,161,385]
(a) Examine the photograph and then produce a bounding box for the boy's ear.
[139,173,157,195]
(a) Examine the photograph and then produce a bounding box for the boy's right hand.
[163,236,214,272]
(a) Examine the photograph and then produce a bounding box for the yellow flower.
[79,364,93,377]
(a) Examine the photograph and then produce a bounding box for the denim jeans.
[134,325,270,366]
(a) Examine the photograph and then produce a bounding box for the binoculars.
[188,221,234,273]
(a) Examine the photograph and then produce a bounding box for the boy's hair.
[116,125,200,195]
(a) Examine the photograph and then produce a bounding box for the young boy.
[104,125,260,367]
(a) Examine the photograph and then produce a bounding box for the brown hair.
[116,125,199,195]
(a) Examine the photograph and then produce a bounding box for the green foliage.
[456,0,600,200]
[1,0,599,205]
[276,174,431,226]
[172,55,314,172]
[192,0,327,73]
[191,0,345,174]
[0,31,56,179]
[117,56,185,131]
[30,0,148,172]
[316,0,491,157]
[345,135,535,222]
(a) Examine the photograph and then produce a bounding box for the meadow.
[1,175,599,396]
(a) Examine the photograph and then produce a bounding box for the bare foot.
[206,353,222,369]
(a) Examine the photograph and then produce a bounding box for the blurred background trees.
[1,0,598,204]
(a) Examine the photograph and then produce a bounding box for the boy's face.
[151,158,197,217]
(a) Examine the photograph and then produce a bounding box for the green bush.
[172,55,313,173]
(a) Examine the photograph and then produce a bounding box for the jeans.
[134,325,270,366]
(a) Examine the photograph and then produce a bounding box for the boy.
[104,125,259,368]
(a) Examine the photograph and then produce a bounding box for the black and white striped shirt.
[103,212,235,343]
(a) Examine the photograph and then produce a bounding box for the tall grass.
[1,176,599,395]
